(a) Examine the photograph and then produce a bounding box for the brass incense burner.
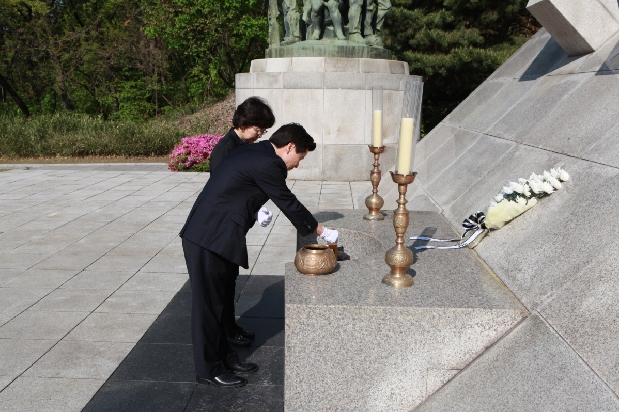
[383,171,417,288]
[294,244,337,276]
[364,145,385,220]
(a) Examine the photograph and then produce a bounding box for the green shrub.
[0,112,188,158]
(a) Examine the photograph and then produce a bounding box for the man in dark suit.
[210,96,276,348]
[180,123,338,388]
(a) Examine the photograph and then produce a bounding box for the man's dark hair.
[269,123,316,153]
[232,96,275,130]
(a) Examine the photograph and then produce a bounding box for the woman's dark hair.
[269,123,316,153]
[232,97,275,130]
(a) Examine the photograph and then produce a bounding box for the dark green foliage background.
[382,0,538,132]
[0,0,538,156]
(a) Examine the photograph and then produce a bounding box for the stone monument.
[236,0,412,180]
[347,1,619,409]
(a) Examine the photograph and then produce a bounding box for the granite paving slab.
[23,340,135,379]
[0,310,89,340]
[29,288,112,312]
[0,377,105,412]
[0,339,56,377]
[65,313,159,343]
[82,381,196,412]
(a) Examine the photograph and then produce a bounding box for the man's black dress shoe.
[196,372,247,388]
[227,332,252,347]
[227,360,259,374]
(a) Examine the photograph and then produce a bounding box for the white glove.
[319,227,339,244]
[255,206,273,227]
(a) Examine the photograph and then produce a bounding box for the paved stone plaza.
[0,163,366,411]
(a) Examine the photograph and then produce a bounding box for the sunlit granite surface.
[285,210,527,412]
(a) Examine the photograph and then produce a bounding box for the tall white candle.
[372,110,383,147]
[397,117,414,175]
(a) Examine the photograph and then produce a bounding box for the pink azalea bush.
[168,134,223,172]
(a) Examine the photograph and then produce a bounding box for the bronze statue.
[271,0,391,48]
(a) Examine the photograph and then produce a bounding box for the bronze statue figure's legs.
[281,0,290,40]
[269,0,282,47]
[348,0,364,42]
[281,0,301,45]
[375,0,391,32]
[364,0,375,37]
[308,0,323,40]
[302,0,312,25]
[327,0,346,40]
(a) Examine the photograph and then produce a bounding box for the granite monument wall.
[369,27,619,410]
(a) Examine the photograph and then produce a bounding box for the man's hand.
[255,206,273,227]
[319,227,338,243]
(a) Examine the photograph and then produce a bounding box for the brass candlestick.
[364,145,385,220]
[383,171,417,288]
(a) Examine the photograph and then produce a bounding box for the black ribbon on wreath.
[410,211,488,250]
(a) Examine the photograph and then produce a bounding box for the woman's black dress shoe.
[227,333,252,347]
[227,361,259,374]
[237,326,255,340]
[196,372,247,388]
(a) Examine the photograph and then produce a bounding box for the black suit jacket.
[180,140,318,269]
[209,128,244,172]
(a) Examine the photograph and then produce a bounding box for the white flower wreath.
[410,168,570,250]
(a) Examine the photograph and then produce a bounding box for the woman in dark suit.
[210,96,277,348]
[209,96,276,172]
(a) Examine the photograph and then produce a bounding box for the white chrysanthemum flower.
[502,186,514,195]
[518,178,528,185]
[529,180,542,194]
[509,181,524,193]
[522,184,531,197]
[548,176,562,189]
[550,168,560,179]
[530,173,542,182]
[543,170,553,180]
[557,168,570,181]
[494,194,504,202]
[541,181,554,194]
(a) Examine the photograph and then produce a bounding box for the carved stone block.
[527,0,619,56]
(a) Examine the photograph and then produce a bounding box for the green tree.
[383,0,539,133]
[0,0,180,119]
[143,0,268,101]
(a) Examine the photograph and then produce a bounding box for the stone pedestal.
[266,43,391,59]
[286,210,527,411]
[235,58,418,180]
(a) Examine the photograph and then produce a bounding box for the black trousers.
[182,238,239,379]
